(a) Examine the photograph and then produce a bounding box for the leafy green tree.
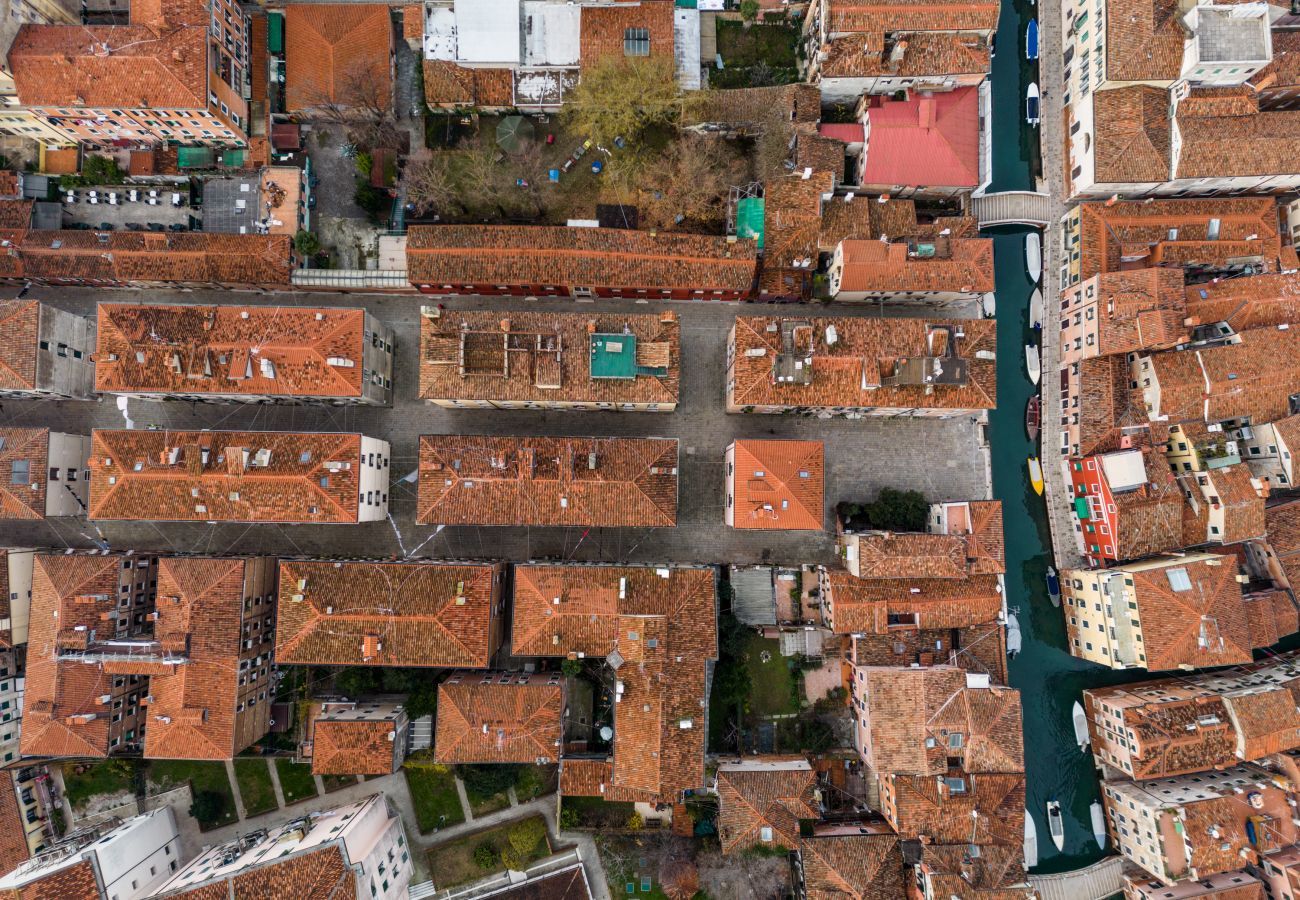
[405,681,438,720]
[188,790,228,826]
[293,229,320,257]
[508,817,547,856]
[82,154,126,184]
[864,488,929,532]
[473,843,498,869]
[457,764,520,799]
[335,667,380,698]
[740,0,760,22]
[354,182,390,222]
[562,56,681,146]
[560,658,583,678]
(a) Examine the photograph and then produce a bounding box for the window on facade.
[624,27,650,55]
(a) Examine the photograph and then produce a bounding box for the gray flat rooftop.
[203,176,262,234]
[1196,8,1270,63]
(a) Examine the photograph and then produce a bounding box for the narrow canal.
[983,0,1128,874]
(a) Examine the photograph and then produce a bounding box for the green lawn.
[61,760,135,809]
[743,634,799,716]
[274,759,318,805]
[321,774,358,794]
[233,759,278,817]
[149,761,238,830]
[514,765,557,801]
[426,815,550,890]
[713,20,799,87]
[405,765,466,833]
[469,791,511,816]
[560,795,636,829]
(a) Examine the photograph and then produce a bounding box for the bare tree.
[659,856,700,900]
[562,56,681,146]
[294,61,402,149]
[638,136,749,231]
[405,153,462,217]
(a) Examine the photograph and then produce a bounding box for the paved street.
[0,288,991,567]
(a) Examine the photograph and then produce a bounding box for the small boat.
[1026,231,1042,283]
[1029,287,1044,329]
[1073,701,1089,750]
[1090,801,1107,849]
[1046,801,1065,852]
[1026,82,1041,126]
[1046,566,1061,607]
[1024,809,1038,868]
[1006,612,1022,657]
[1027,19,1039,60]
[1028,457,1044,495]
[1026,395,1041,443]
[1025,343,1041,384]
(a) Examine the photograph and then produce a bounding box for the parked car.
[146,222,165,232]
[167,223,186,232]
[125,222,144,231]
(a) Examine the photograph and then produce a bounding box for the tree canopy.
[562,56,681,146]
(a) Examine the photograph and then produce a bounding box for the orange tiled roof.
[419,310,679,407]
[87,429,370,523]
[716,760,819,853]
[730,316,996,412]
[1243,588,1299,650]
[1074,199,1283,284]
[145,557,265,760]
[920,842,1027,892]
[851,624,1007,683]
[884,772,1025,846]
[759,172,835,300]
[1,858,101,900]
[728,440,824,531]
[22,554,128,758]
[820,32,989,79]
[165,845,357,900]
[1147,326,1300,425]
[850,533,968,579]
[311,717,400,775]
[953,500,1005,575]
[0,775,29,879]
[1129,555,1253,672]
[0,300,38,391]
[824,570,1003,635]
[1087,268,1189,356]
[434,672,564,764]
[579,1,674,68]
[418,435,678,527]
[1185,272,1300,332]
[10,21,207,109]
[95,304,370,399]
[422,61,514,107]
[406,225,756,294]
[559,758,658,803]
[275,560,501,668]
[284,5,393,111]
[7,230,292,286]
[855,665,1023,775]
[1085,689,1239,779]
[834,237,994,294]
[799,832,906,900]
[1075,355,1151,458]
[1102,0,1185,82]
[0,428,50,520]
[817,197,977,252]
[825,0,999,34]
[1175,89,1300,181]
[517,563,716,802]
[0,200,31,230]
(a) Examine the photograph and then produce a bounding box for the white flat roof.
[1100,448,1147,492]
[523,2,580,66]
[424,4,457,61]
[454,0,521,64]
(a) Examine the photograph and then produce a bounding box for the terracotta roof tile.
[419,310,679,407]
[95,304,370,400]
[418,435,677,527]
[848,533,969,579]
[1185,272,1300,332]
[1074,355,1151,457]
[0,300,38,391]
[516,563,715,802]
[11,21,207,109]
[1087,268,1189,356]
[1075,199,1283,284]
[920,842,1026,891]
[758,172,835,299]
[727,440,824,531]
[825,0,999,35]
[833,237,994,294]
[799,831,905,900]
[0,776,29,879]
[854,665,1023,775]
[820,32,988,78]
[851,624,1007,683]
[166,845,357,900]
[275,560,502,668]
[0,428,51,519]
[822,569,1003,634]
[716,760,819,853]
[434,672,563,764]
[406,225,756,295]
[559,758,657,803]
[2,858,100,900]
[817,198,977,252]
[1146,326,1300,425]
[311,716,401,775]
[87,429,374,523]
[422,61,514,107]
[883,772,1024,845]
[1243,588,1298,649]
[284,5,392,111]
[681,83,821,139]
[1104,0,1185,82]
[145,557,270,760]
[1175,89,1300,180]
[1130,555,1253,671]
[1085,688,1238,779]
[1266,499,1300,589]
[730,315,996,413]
[579,1,674,68]
[0,172,19,199]
[0,201,31,230]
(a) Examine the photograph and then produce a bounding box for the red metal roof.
[860,88,980,188]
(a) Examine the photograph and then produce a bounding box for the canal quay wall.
[1037,0,1086,571]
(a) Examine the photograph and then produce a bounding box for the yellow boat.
[1028,457,1044,495]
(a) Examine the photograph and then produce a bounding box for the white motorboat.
[1046,800,1065,852]
[1026,82,1041,126]
[1025,343,1041,385]
[1026,231,1042,283]
[1073,701,1089,750]
[1006,612,1022,657]
[1029,287,1044,329]
[1090,801,1107,849]
[1024,808,1039,868]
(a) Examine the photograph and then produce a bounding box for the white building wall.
[92,807,182,900]
[4,548,32,646]
[44,432,89,518]
[357,436,390,523]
